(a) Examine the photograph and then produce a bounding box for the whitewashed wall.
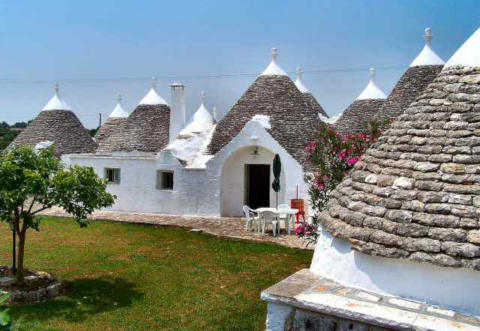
[310,229,480,316]
[220,146,285,216]
[66,120,307,217]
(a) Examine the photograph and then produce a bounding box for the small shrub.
[299,121,384,244]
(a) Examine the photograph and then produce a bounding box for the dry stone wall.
[320,66,480,270]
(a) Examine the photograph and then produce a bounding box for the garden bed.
[0,266,63,304]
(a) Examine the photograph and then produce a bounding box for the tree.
[0,146,115,283]
[272,154,281,208]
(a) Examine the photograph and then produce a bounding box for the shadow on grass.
[11,277,143,323]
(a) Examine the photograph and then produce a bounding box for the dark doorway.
[245,164,270,209]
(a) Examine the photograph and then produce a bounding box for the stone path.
[41,207,313,250]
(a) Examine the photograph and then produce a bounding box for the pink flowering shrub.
[300,121,384,245]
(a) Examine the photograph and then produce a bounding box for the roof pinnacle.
[296,67,303,79]
[369,67,376,81]
[272,48,278,61]
[54,83,59,94]
[424,27,433,45]
[151,76,157,89]
[117,94,122,103]
[200,91,206,105]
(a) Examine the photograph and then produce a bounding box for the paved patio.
[41,207,313,250]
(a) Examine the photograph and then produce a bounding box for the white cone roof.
[294,67,310,93]
[356,68,387,100]
[139,77,168,106]
[445,27,480,68]
[410,28,445,67]
[180,92,214,135]
[260,48,288,76]
[109,95,129,118]
[42,84,71,111]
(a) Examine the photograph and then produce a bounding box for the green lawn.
[0,217,312,330]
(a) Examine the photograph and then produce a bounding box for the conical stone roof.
[96,104,170,153]
[335,68,387,134]
[207,51,322,166]
[9,86,96,156]
[319,32,480,270]
[95,95,129,144]
[376,28,444,122]
[97,82,170,153]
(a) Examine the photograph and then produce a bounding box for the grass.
[0,217,312,330]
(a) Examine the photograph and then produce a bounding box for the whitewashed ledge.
[261,269,480,331]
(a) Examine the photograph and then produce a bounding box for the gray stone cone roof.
[302,92,329,118]
[94,117,128,144]
[320,65,480,271]
[207,75,323,167]
[96,104,170,153]
[335,99,386,134]
[376,65,443,122]
[9,109,96,156]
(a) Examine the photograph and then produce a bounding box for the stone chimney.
[169,82,186,142]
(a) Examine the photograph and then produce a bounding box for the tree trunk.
[16,231,26,284]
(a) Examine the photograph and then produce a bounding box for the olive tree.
[0,146,115,283]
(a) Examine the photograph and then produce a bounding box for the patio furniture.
[242,205,259,231]
[255,207,299,235]
[276,204,291,232]
[290,199,306,223]
[258,210,279,236]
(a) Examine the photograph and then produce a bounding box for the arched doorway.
[220,146,285,217]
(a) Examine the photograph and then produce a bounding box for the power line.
[0,65,407,85]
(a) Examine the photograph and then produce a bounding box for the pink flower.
[296,225,304,235]
[347,156,360,167]
[338,150,347,160]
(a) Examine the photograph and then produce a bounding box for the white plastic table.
[254,207,299,235]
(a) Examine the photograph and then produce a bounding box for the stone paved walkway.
[41,207,313,250]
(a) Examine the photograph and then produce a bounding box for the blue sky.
[0,0,478,128]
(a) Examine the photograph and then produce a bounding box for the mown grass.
[0,217,312,330]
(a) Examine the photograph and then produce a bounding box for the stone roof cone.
[97,77,171,153]
[9,84,96,156]
[208,49,323,166]
[319,27,480,271]
[295,67,329,118]
[94,94,129,144]
[376,28,445,122]
[335,68,387,134]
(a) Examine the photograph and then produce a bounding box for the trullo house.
[262,28,480,330]
[9,84,96,157]
[64,49,325,216]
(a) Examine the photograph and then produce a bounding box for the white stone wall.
[66,121,308,217]
[310,229,480,317]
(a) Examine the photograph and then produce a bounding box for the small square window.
[157,171,174,190]
[105,168,121,184]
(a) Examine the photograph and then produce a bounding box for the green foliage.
[272,154,281,193]
[88,128,98,137]
[0,145,115,280]
[0,293,11,330]
[0,122,20,152]
[301,122,383,243]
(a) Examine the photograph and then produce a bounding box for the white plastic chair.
[259,211,278,236]
[242,205,258,231]
[277,204,291,233]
